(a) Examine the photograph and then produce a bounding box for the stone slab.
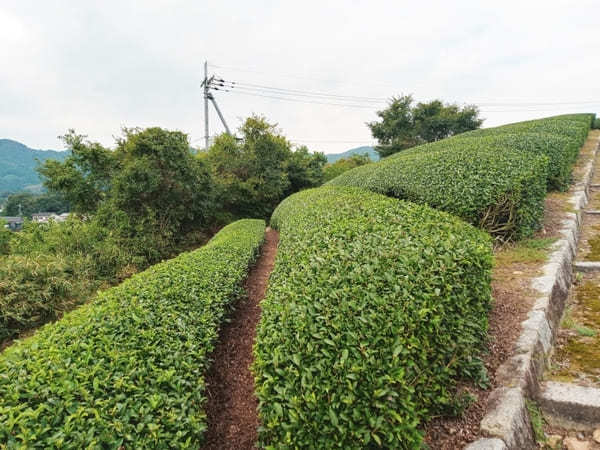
[573,261,600,273]
[480,388,534,449]
[464,438,507,450]
[539,382,600,431]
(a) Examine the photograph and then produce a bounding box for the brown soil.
[201,228,279,450]
[424,131,599,448]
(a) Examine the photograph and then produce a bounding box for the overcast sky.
[1,1,599,154]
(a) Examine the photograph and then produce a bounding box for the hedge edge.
[465,132,600,449]
[0,218,266,448]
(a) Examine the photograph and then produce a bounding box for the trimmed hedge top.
[328,114,594,240]
[253,186,492,448]
[0,218,265,448]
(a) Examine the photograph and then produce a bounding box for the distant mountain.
[325,146,379,163]
[0,139,68,193]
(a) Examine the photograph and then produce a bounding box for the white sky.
[1,0,599,154]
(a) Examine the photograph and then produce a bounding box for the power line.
[215,79,386,103]
[214,89,380,109]
[211,78,600,112]
[210,63,600,108]
[214,83,384,103]
[209,62,402,90]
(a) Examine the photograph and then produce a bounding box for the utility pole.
[202,60,233,149]
[204,61,209,151]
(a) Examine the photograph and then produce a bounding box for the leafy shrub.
[0,218,265,448]
[322,153,372,182]
[329,114,595,239]
[253,187,492,448]
[0,254,84,341]
[328,141,548,240]
[0,220,11,255]
[460,114,592,148]
[455,132,579,191]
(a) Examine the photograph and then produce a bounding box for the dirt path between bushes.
[201,228,279,450]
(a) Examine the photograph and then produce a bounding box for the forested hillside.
[0,139,67,192]
[325,145,378,163]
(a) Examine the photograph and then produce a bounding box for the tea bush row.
[329,142,548,240]
[459,113,593,190]
[328,114,594,240]
[0,219,265,448]
[253,187,492,449]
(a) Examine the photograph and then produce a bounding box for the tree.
[367,95,483,157]
[38,130,116,213]
[38,127,214,262]
[284,146,327,196]
[323,153,372,182]
[204,115,325,219]
[2,192,69,218]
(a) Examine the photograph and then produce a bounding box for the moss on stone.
[552,280,600,382]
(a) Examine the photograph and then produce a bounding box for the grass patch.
[526,400,546,445]
[575,325,597,337]
[495,237,557,266]
[584,225,600,261]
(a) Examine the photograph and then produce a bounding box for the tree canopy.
[1,192,69,218]
[323,153,372,182]
[38,127,213,261]
[202,115,326,219]
[367,95,483,157]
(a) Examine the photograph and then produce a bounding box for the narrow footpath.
[202,228,279,450]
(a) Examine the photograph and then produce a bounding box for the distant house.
[30,212,70,224]
[31,212,56,223]
[3,216,24,231]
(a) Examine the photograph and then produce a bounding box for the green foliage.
[0,139,67,192]
[0,219,265,448]
[0,219,11,255]
[2,191,69,217]
[254,186,492,449]
[0,218,142,340]
[594,117,600,129]
[38,130,116,214]
[284,145,327,196]
[526,400,546,444]
[323,153,372,182]
[458,114,593,191]
[203,116,326,219]
[0,253,83,341]
[39,127,214,262]
[329,114,595,240]
[329,137,548,240]
[368,95,482,157]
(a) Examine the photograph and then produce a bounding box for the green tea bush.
[0,218,265,448]
[329,142,548,240]
[462,114,592,145]
[254,187,492,448]
[328,114,594,239]
[455,132,579,191]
